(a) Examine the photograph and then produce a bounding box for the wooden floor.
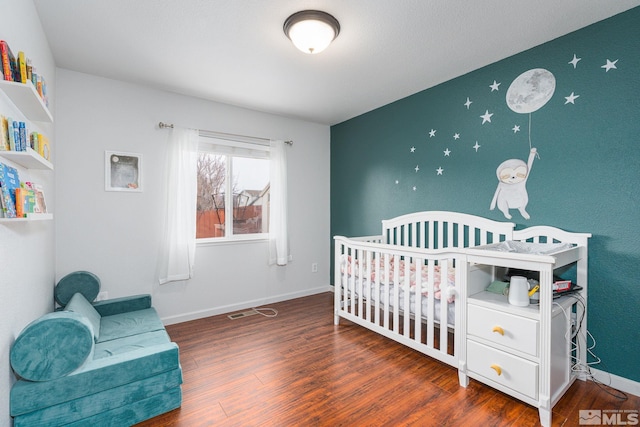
[136,292,638,426]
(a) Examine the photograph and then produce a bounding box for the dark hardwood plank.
[135,292,638,426]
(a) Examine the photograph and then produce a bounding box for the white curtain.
[158,127,199,284]
[269,140,291,265]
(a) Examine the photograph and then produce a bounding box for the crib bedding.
[340,254,457,326]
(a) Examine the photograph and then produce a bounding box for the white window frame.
[196,136,270,244]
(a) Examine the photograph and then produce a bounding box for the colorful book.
[0,40,14,81]
[0,116,9,151]
[7,118,16,151]
[15,187,35,218]
[30,131,38,152]
[32,183,47,213]
[17,51,27,83]
[36,75,42,98]
[18,122,26,151]
[26,59,32,82]
[39,134,50,160]
[0,162,20,218]
[12,121,20,151]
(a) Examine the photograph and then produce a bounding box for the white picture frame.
[105,151,142,192]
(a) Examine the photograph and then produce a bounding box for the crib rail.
[334,235,466,367]
[382,211,515,249]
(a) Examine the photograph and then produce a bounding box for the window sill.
[197,234,268,247]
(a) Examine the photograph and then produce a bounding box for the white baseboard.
[161,285,332,325]
[589,368,640,398]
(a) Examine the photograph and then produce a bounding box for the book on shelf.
[17,51,27,84]
[7,118,16,151]
[0,116,9,151]
[39,133,50,159]
[26,59,32,82]
[15,187,35,218]
[12,121,19,150]
[0,40,15,82]
[31,183,47,214]
[18,122,26,151]
[0,162,20,218]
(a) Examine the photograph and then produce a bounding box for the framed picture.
[105,151,142,192]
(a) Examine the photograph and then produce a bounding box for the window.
[196,137,270,241]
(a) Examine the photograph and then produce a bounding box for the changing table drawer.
[467,304,538,356]
[467,340,538,400]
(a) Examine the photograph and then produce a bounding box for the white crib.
[333,211,590,427]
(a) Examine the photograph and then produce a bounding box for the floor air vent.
[227,310,258,320]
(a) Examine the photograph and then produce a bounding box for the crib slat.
[426,261,435,348]
[403,256,411,337]
[404,224,410,248]
[356,249,364,317]
[393,254,400,334]
[383,253,390,330]
[439,259,449,352]
[374,251,381,326]
[365,250,373,322]
[414,258,423,344]
[348,249,354,315]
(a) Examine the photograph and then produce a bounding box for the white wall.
[0,1,56,425]
[55,69,331,324]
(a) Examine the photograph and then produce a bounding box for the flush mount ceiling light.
[283,10,340,54]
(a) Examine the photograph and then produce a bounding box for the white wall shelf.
[0,148,53,170]
[0,80,53,123]
[0,213,52,223]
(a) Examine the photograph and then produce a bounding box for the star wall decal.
[601,59,618,72]
[403,49,621,195]
[480,110,493,124]
[564,92,580,104]
[569,54,581,68]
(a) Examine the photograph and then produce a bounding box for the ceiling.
[34,0,640,126]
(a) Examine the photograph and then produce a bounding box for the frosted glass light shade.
[284,10,340,54]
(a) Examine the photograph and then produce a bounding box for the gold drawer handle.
[490,364,502,376]
[492,326,504,336]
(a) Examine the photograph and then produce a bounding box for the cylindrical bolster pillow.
[54,271,101,307]
[11,311,94,382]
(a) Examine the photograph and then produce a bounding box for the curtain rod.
[158,122,293,146]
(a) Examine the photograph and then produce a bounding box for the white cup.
[508,276,530,307]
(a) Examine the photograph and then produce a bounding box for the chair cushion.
[10,311,94,382]
[66,292,101,342]
[55,271,101,306]
[98,308,165,343]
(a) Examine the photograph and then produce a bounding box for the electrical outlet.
[311,262,318,273]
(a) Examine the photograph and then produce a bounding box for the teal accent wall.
[331,8,640,382]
